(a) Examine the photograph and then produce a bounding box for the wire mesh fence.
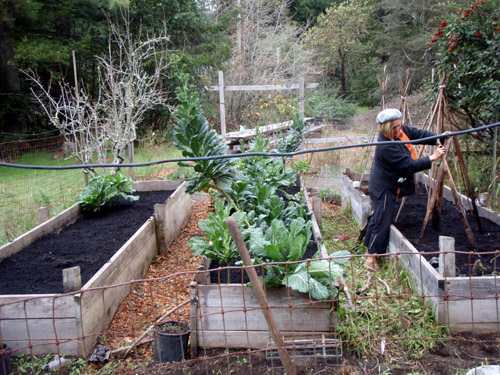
[0,134,182,246]
[2,251,500,375]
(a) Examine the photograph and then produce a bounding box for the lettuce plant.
[78,172,138,213]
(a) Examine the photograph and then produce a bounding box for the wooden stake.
[37,207,50,224]
[439,236,456,277]
[453,137,483,234]
[63,266,81,293]
[420,138,453,238]
[226,217,296,375]
[443,158,478,249]
[312,197,322,226]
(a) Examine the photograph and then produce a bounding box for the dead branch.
[356,271,372,295]
[376,276,391,297]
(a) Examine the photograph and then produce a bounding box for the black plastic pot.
[0,344,11,375]
[153,321,190,363]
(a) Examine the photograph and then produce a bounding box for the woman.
[363,108,446,269]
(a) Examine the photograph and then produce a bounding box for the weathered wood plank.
[0,295,76,318]
[205,83,319,92]
[0,339,79,356]
[445,277,500,300]
[0,204,80,261]
[80,219,157,339]
[341,174,371,227]
[439,299,500,326]
[163,182,191,249]
[197,306,333,332]
[388,226,444,303]
[133,180,181,192]
[195,284,333,308]
[0,317,79,340]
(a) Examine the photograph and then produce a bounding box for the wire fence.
[1,252,500,374]
[0,135,181,246]
[2,123,500,374]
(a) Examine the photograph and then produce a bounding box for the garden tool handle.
[226,217,296,375]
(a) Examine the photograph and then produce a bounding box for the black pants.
[363,190,397,255]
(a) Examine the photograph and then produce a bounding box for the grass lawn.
[0,144,181,246]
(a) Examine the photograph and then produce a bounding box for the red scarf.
[398,131,417,160]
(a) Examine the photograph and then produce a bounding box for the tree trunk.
[0,18,20,93]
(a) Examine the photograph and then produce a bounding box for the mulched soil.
[0,190,174,294]
[395,183,500,275]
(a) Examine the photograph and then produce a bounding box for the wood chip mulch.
[102,196,210,359]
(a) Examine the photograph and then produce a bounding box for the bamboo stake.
[226,217,296,375]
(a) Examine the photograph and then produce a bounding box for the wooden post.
[298,76,305,121]
[226,217,296,375]
[453,137,483,234]
[312,197,322,226]
[438,236,455,277]
[63,266,81,293]
[218,71,226,139]
[128,143,135,180]
[154,203,167,255]
[37,207,50,224]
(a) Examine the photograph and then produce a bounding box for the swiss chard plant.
[78,171,138,213]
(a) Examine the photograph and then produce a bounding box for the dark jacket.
[368,125,437,199]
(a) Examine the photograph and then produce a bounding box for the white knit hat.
[376,108,402,124]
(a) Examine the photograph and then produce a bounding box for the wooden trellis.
[205,71,319,138]
[418,73,482,247]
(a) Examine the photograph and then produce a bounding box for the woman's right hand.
[430,144,446,162]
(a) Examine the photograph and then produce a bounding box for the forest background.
[1,0,498,143]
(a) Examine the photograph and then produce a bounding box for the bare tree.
[27,75,107,167]
[218,0,317,125]
[98,19,170,165]
[27,14,171,174]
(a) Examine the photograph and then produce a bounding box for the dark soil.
[395,183,500,275]
[0,190,173,294]
[208,238,318,284]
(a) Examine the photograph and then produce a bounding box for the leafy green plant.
[428,0,499,127]
[248,217,348,300]
[174,74,348,300]
[173,73,239,199]
[78,171,138,213]
[188,196,259,281]
[38,190,51,207]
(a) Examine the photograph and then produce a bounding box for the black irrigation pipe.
[1,121,499,171]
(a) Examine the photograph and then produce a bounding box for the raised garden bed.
[342,171,500,333]
[341,168,371,227]
[189,187,337,352]
[0,180,192,356]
